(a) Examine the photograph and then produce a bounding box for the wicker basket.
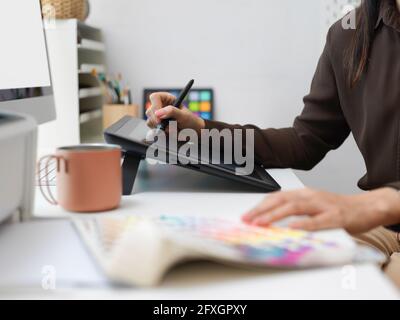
[41,0,88,21]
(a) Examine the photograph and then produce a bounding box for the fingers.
[242,192,285,223]
[242,189,312,223]
[146,92,176,128]
[251,201,312,227]
[289,214,340,231]
[155,105,184,122]
[149,92,176,109]
[146,114,159,128]
[146,108,160,128]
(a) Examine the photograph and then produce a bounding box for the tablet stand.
[122,153,143,195]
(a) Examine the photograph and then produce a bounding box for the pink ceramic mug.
[38,144,122,212]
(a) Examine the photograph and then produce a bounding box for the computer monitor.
[0,0,55,124]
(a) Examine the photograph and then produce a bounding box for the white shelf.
[79,87,102,99]
[79,63,105,74]
[79,109,102,123]
[39,20,107,150]
[78,39,105,51]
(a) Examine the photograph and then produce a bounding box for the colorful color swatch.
[143,88,214,121]
[74,214,353,273]
[154,215,340,267]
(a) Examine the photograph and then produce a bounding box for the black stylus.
[157,79,194,131]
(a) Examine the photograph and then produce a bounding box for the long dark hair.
[346,0,380,87]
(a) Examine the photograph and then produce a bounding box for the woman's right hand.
[146,92,205,133]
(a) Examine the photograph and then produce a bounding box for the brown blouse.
[205,0,400,192]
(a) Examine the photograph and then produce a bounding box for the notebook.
[72,214,361,287]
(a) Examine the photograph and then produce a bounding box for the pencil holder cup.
[103,104,140,129]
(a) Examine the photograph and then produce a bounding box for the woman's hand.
[242,187,400,234]
[146,92,205,133]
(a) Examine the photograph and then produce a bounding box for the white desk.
[1,162,399,299]
[34,163,305,219]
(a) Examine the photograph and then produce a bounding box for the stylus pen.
[157,79,195,131]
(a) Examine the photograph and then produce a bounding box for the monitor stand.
[122,152,144,195]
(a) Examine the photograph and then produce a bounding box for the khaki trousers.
[354,227,400,288]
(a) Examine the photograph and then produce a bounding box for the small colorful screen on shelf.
[143,88,214,121]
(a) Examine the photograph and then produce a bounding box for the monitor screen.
[0,0,51,91]
[0,0,55,124]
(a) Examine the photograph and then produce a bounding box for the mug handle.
[37,155,68,206]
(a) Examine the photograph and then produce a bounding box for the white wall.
[88,0,365,194]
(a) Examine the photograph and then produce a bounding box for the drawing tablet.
[104,116,281,192]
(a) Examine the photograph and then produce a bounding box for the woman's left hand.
[242,187,400,234]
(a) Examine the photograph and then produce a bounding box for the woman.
[146,0,400,285]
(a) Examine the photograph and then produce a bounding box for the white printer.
[0,112,37,223]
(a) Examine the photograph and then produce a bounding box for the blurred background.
[42,0,366,194]
[87,0,364,194]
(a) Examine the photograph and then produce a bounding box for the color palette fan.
[154,215,353,267]
[143,88,214,121]
[72,214,357,286]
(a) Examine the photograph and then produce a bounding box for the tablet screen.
[109,117,249,168]
[110,117,199,160]
[127,120,154,145]
[111,117,232,164]
[113,118,154,146]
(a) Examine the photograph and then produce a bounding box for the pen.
[157,79,195,131]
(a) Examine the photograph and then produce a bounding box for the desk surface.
[3,162,399,299]
[34,161,304,219]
